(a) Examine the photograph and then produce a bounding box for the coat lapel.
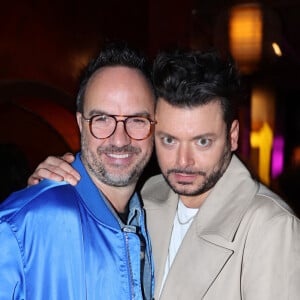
[160,230,234,299]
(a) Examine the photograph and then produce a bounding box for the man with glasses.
[0,43,155,299]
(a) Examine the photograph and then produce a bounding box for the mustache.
[97,145,141,154]
[167,168,206,176]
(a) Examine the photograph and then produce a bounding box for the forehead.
[84,66,155,115]
[155,98,225,136]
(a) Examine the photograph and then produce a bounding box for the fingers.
[27,154,80,186]
[27,177,43,186]
[61,152,76,163]
[27,168,65,186]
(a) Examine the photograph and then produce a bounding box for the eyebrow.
[156,131,217,140]
[87,109,152,118]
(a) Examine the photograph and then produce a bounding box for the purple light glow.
[272,135,284,178]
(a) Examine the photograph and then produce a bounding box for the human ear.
[76,112,83,133]
[230,120,239,151]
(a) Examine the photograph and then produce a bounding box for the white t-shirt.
[160,198,199,294]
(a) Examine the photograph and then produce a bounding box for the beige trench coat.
[141,155,300,300]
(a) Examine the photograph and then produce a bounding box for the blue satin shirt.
[0,153,154,299]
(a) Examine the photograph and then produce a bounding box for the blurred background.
[0,0,299,212]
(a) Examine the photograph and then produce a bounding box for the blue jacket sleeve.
[0,221,25,299]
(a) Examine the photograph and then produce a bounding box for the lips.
[98,145,141,167]
[107,153,131,159]
[104,152,135,167]
[173,172,197,183]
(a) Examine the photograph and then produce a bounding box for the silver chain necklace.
[176,205,196,225]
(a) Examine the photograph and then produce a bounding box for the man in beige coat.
[28,49,300,299]
[140,49,300,299]
[142,156,299,299]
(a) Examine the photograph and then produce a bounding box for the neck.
[83,163,137,213]
[180,189,210,208]
[98,183,136,213]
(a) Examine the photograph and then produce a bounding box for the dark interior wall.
[0,1,151,94]
[147,0,194,57]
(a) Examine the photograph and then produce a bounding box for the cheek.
[81,129,104,151]
[201,149,220,165]
[139,138,154,155]
[205,147,228,170]
[155,144,173,169]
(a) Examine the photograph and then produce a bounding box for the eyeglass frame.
[81,113,157,140]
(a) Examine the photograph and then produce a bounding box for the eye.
[161,136,175,145]
[94,115,108,122]
[196,137,211,147]
[92,115,114,127]
[127,117,148,128]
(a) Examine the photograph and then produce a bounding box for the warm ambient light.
[250,85,276,185]
[272,42,282,56]
[251,122,273,185]
[229,3,263,74]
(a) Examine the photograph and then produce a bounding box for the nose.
[176,144,195,168]
[109,121,131,146]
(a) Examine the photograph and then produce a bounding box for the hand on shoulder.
[27,153,80,186]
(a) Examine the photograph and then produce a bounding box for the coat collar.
[194,155,259,241]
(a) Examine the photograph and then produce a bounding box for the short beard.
[163,140,232,197]
[81,135,151,187]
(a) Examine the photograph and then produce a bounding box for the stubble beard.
[81,134,152,187]
[163,140,232,197]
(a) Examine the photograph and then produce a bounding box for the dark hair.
[152,49,241,131]
[76,42,154,113]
